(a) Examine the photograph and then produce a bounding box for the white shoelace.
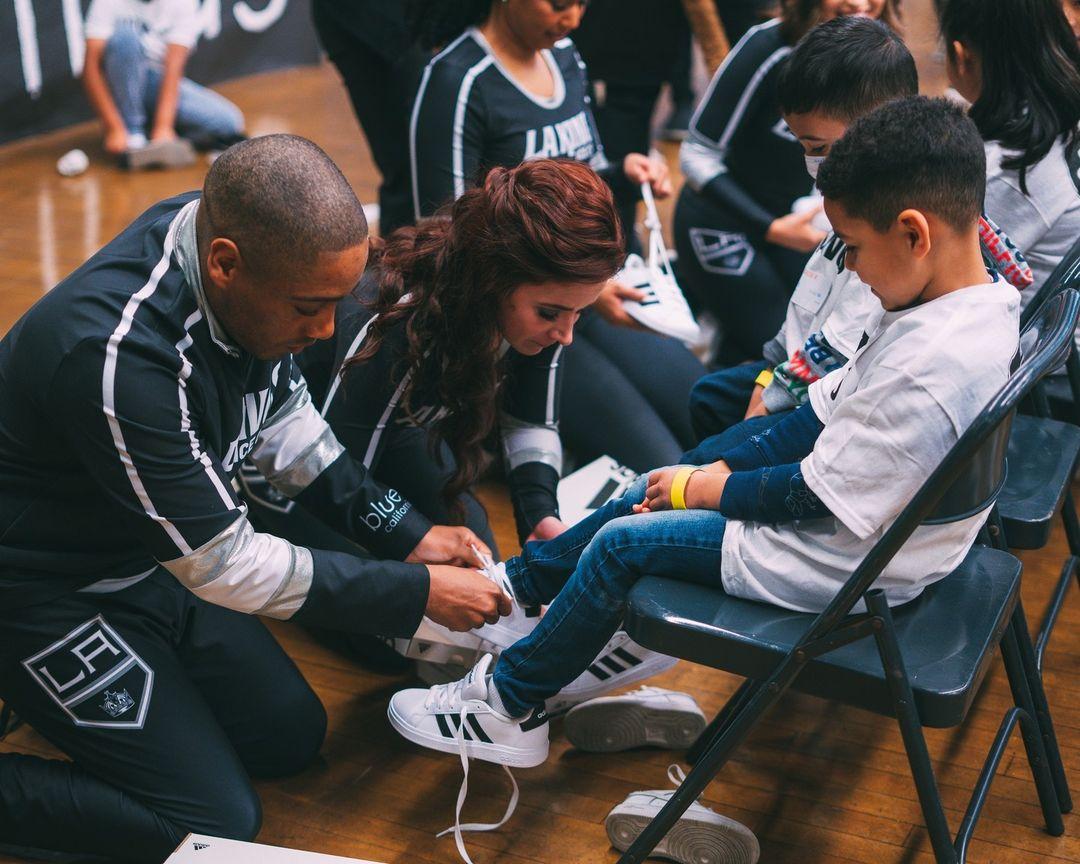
[640,184,694,319]
[428,682,520,864]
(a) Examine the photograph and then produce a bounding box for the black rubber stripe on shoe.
[467,715,493,743]
[587,663,611,680]
[598,655,626,674]
[612,647,643,666]
[436,714,453,738]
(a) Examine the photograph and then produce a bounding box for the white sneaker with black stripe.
[388,654,549,864]
[606,765,760,864]
[546,631,678,715]
[388,652,549,766]
[565,686,706,753]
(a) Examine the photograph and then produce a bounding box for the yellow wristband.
[755,369,774,388]
[670,467,700,511]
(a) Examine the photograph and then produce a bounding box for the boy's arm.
[762,330,850,414]
[82,39,128,154]
[151,43,190,142]
[718,402,824,471]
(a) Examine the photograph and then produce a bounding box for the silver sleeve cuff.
[501,413,563,474]
[680,137,727,193]
[161,513,314,619]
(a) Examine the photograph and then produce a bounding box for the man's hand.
[623,153,673,198]
[150,126,178,143]
[526,515,569,542]
[744,384,769,419]
[765,209,827,254]
[406,526,491,567]
[425,565,513,631]
[593,279,648,329]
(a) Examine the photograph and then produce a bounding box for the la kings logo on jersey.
[22,616,153,729]
[222,387,274,472]
[523,110,598,162]
[689,228,755,276]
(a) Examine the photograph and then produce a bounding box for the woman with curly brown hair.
[244,158,625,567]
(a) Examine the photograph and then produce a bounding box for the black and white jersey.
[0,194,431,637]
[410,28,613,219]
[679,18,812,232]
[293,291,564,540]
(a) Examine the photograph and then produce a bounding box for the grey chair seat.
[998,414,1080,549]
[625,544,1021,728]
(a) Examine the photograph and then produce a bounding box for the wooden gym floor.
[2,11,1080,863]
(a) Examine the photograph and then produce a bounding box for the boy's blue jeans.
[104,22,244,147]
[494,473,729,718]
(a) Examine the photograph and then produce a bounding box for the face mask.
[805,154,826,180]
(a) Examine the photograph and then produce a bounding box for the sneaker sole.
[565,701,705,753]
[387,699,549,768]
[606,805,759,864]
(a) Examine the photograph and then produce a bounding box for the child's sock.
[485,675,526,720]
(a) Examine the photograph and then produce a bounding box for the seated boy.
[81,0,245,167]
[688,17,1031,441]
[388,96,1021,769]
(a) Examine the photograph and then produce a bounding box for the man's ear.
[206,237,241,287]
[897,209,931,258]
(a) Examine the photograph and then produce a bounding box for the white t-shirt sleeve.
[159,0,201,48]
[801,366,955,540]
[84,0,119,41]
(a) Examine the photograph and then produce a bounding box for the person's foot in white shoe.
[388,653,549,767]
[546,630,678,715]
[565,686,706,753]
[606,766,760,864]
[470,549,540,650]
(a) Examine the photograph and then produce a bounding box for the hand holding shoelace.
[622,153,673,198]
[407,525,490,567]
[425,565,513,631]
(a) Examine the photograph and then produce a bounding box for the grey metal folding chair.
[617,289,1080,864]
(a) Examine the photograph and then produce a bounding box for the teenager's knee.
[192,777,263,842]
[247,682,327,778]
[104,26,143,68]
[585,516,654,596]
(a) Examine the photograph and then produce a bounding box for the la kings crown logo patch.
[22,615,153,729]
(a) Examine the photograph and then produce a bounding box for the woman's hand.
[104,125,129,155]
[623,153,673,198]
[593,279,648,330]
[526,515,569,542]
[406,526,491,567]
[765,209,827,253]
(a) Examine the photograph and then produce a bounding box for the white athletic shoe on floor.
[606,766,760,864]
[547,631,679,714]
[618,183,701,343]
[388,654,549,864]
[565,686,706,752]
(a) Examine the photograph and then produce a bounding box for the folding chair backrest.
[811,289,1080,633]
[1019,235,1080,329]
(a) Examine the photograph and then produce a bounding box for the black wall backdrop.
[0,0,322,145]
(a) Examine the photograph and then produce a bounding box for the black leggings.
[559,310,705,473]
[674,185,810,363]
[0,571,326,863]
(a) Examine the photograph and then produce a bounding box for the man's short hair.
[816,96,986,232]
[777,16,918,122]
[201,134,367,277]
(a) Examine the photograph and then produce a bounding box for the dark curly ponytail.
[407,0,493,50]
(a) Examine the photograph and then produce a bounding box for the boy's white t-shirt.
[778,234,878,361]
[85,0,200,63]
[721,275,1020,613]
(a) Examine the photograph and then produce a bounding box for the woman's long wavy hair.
[780,0,903,43]
[939,0,1080,193]
[346,159,624,513]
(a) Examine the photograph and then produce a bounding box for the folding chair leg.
[1061,488,1080,558]
[1009,604,1072,816]
[866,591,957,864]
[686,678,762,764]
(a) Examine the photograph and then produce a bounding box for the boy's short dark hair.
[816,96,986,233]
[777,16,918,122]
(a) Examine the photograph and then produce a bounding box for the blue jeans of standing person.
[103,22,244,148]
[493,473,729,717]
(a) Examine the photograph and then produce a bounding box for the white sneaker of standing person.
[606,765,761,864]
[387,653,549,864]
[564,686,706,752]
[618,182,701,343]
